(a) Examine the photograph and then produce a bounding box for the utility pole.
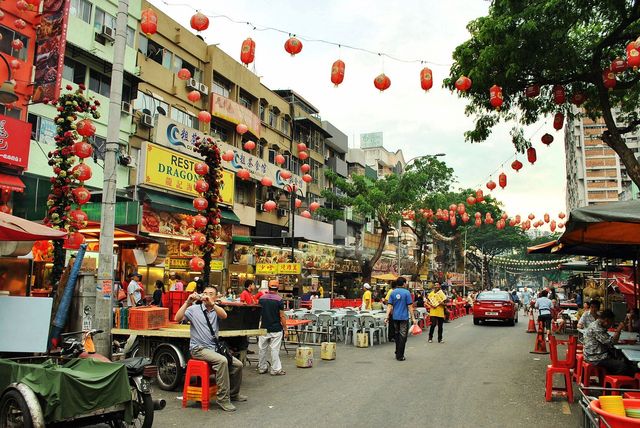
[95,0,128,357]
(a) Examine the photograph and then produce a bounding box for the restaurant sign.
[139,141,234,205]
[0,115,31,170]
[256,263,301,275]
[154,116,306,195]
[168,257,224,271]
[210,94,261,138]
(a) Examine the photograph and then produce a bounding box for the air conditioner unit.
[140,113,154,128]
[277,208,288,218]
[100,25,115,41]
[198,83,209,95]
[186,78,199,91]
[121,101,132,115]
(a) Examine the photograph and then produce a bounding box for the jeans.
[429,316,444,342]
[258,331,283,373]
[190,346,244,403]
[393,320,409,359]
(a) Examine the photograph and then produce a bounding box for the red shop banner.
[0,115,32,169]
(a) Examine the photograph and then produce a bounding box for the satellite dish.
[142,108,151,115]
[156,106,166,116]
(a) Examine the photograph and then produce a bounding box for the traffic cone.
[530,321,549,354]
[526,312,537,333]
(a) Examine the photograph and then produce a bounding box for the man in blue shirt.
[385,277,415,361]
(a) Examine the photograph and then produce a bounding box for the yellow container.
[320,342,336,360]
[356,332,369,348]
[295,346,314,368]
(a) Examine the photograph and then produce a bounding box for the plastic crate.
[128,307,169,330]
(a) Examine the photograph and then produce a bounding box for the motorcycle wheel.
[0,389,33,428]
[130,389,153,428]
[153,347,182,391]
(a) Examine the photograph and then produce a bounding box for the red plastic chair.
[182,359,217,411]
[574,353,584,383]
[545,335,576,403]
[603,375,638,395]
[581,361,606,393]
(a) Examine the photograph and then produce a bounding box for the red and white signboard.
[0,115,32,170]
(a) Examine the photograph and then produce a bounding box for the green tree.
[446,0,640,185]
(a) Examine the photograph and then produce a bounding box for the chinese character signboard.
[168,257,224,271]
[210,94,261,138]
[255,263,301,275]
[297,242,336,271]
[255,263,278,275]
[0,115,31,170]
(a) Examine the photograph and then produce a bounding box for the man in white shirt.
[578,300,600,329]
[127,273,143,307]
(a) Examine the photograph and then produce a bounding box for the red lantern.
[515,214,521,224]
[192,232,206,246]
[627,41,640,69]
[450,216,457,227]
[331,60,345,87]
[193,214,208,229]
[474,219,482,228]
[527,147,537,164]
[466,196,476,205]
[9,59,19,70]
[240,38,256,66]
[558,212,566,219]
[475,189,484,202]
[498,172,507,189]
[72,186,91,205]
[474,212,481,219]
[603,68,617,89]
[374,73,391,92]
[550,220,557,232]
[261,177,273,187]
[611,57,627,73]
[298,151,309,161]
[76,119,96,137]
[187,90,201,102]
[489,85,503,109]
[297,143,307,152]
[528,213,535,220]
[263,200,277,211]
[300,164,310,173]
[16,0,28,11]
[457,203,466,215]
[543,213,550,223]
[420,67,433,91]
[237,169,251,180]
[301,210,312,219]
[302,174,313,183]
[509,219,516,227]
[236,123,248,135]
[525,84,540,98]
[552,85,566,104]
[558,222,565,229]
[462,213,470,223]
[295,198,302,209]
[449,204,457,212]
[280,170,292,180]
[72,163,92,181]
[141,8,158,35]
[486,180,496,191]
[190,12,209,32]
[72,141,93,159]
[541,133,554,146]
[10,39,23,51]
[195,180,209,193]
[511,159,523,172]
[177,68,191,80]
[194,162,209,176]
[63,232,85,250]
[243,140,256,151]
[275,154,285,165]
[455,76,472,92]
[221,150,234,162]
[198,111,211,123]
[284,36,303,56]
[553,112,564,130]
[193,197,208,211]
[70,209,88,224]
[310,201,320,212]
[189,257,205,272]
[14,19,26,30]
[571,92,586,106]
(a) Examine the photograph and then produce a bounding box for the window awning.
[220,209,240,224]
[144,189,197,213]
[0,173,25,193]
[232,235,252,244]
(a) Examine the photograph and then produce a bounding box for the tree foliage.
[446,0,640,185]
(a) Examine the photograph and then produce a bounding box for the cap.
[363,283,371,289]
[194,276,200,281]
[268,279,279,289]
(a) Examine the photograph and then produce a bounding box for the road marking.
[561,402,571,415]
[454,323,464,329]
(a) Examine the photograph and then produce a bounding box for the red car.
[473,291,519,326]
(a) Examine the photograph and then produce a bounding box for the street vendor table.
[284,319,312,351]
[111,327,266,338]
[621,349,640,362]
[577,329,639,343]
[615,344,640,351]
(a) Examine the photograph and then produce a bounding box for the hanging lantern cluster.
[626,40,640,70]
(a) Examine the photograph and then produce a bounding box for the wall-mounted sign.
[168,257,224,271]
[210,94,261,138]
[255,263,301,275]
[0,115,31,170]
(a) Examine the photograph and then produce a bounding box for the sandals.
[270,370,286,376]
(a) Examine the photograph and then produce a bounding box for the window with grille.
[0,26,28,61]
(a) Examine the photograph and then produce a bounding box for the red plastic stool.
[573,353,584,383]
[581,361,606,393]
[624,392,640,399]
[603,375,638,395]
[545,365,573,402]
[182,359,217,411]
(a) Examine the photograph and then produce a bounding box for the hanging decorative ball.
[571,92,586,106]
[194,162,209,176]
[298,151,309,161]
[195,179,209,193]
[331,59,345,87]
[275,154,285,165]
[76,119,96,137]
[420,67,433,92]
[511,159,523,172]
[297,143,307,152]
[9,59,19,70]
[240,37,256,66]
[284,36,303,56]
[190,12,209,32]
[301,210,312,219]
[552,85,566,104]
[527,147,537,164]
[515,214,521,224]
[236,123,249,135]
[541,133,554,146]
[558,212,566,219]
[300,163,310,173]
[261,177,273,187]
[198,111,211,123]
[177,68,191,80]
[237,169,251,180]
[474,219,482,228]
[140,8,158,35]
[525,84,540,98]
[221,150,235,162]
[280,170,292,180]
[70,209,88,224]
[302,174,313,183]
[457,203,466,215]
[626,41,640,70]
[454,75,472,92]
[558,222,565,229]
[310,201,320,212]
[486,180,497,191]
[603,68,617,89]
[450,216,457,227]
[466,196,476,205]
[191,232,206,246]
[72,141,93,159]
[489,85,503,109]
[14,19,26,30]
[243,140,256,151]
[374,73,391,92]
[263,200,277,211]
[553,112,564,130]
[193,214,208,229]
[448,204,457,211]
[295,198,302,209]
[72,163,92,181]
[187,90,201,102]
[550,220,557,232]
[72,186,91,205]
[193,197,208,211]
[509,219,516,227]
[528,213,535,220]
[63,232,85,250]
[461,213,470,223]
[498,172,507,189]
[474,212,481,219]
[16,0,28,11]
[189,256,205,272]
[475,189,484,202]
[10,39,23,51]
[611,57,628,73]
[543,213,550,223]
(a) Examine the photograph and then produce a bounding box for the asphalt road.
[148,313,582,428]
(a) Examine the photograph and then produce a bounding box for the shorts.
[538,313,552,330]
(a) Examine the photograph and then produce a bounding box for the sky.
[149,0,568,226]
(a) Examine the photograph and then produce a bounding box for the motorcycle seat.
[120,357,152,375]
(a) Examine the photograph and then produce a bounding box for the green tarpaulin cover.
[0,358,132,423]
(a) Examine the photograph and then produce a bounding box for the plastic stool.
[624,392,640,399]
[581,361,606,393]
[603,375,638,395]
[573,353,583,383]
[182,359,217,411]
[545,365,573,402]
